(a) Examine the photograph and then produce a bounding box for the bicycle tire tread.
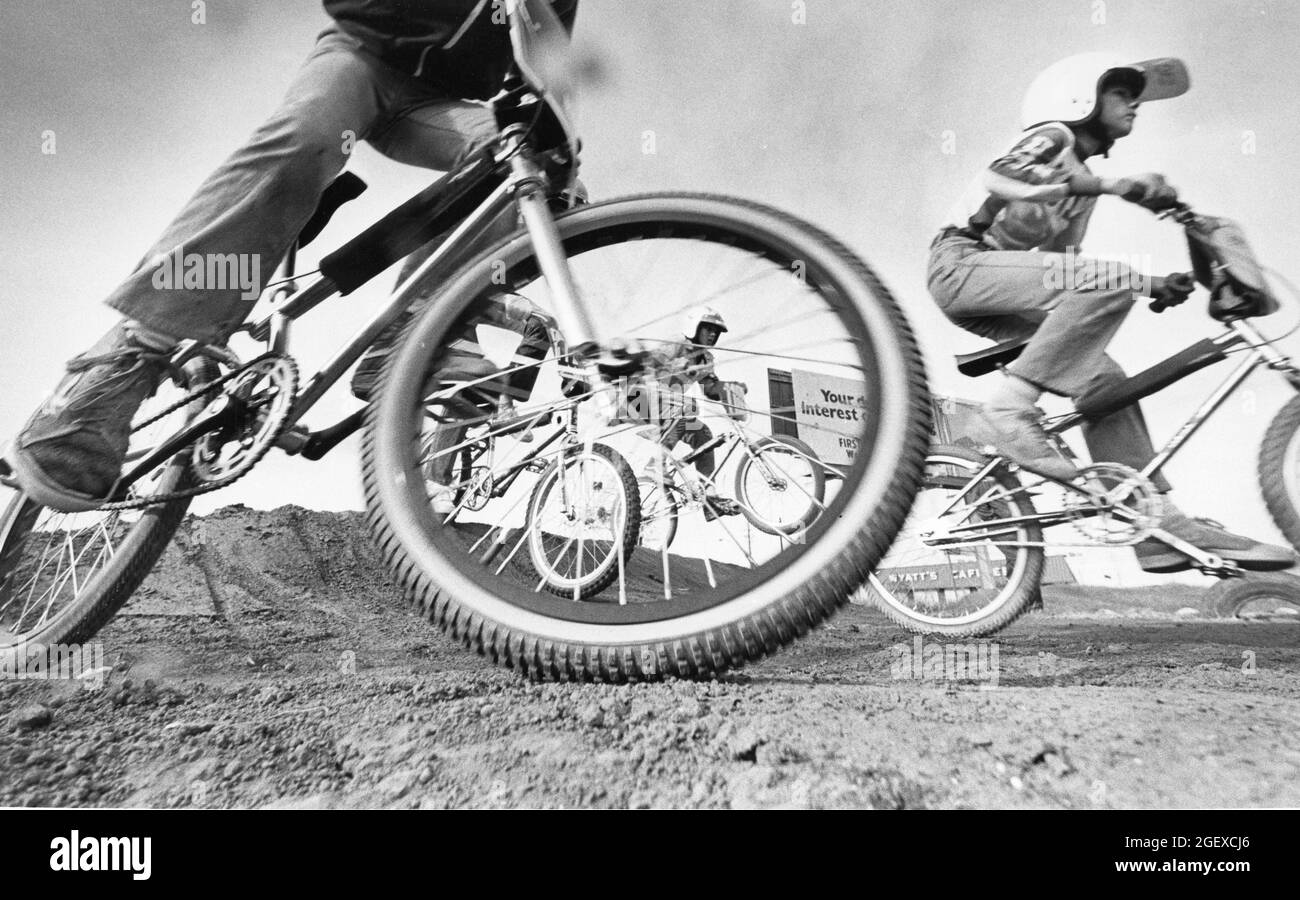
[868,445,1045,639]
[1258,395,1300,550]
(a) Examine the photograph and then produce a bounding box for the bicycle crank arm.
[112,399,241,498]
[1142,527,1244,576]
[281,409,367,461]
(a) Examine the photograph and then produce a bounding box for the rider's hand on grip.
[1140,185,1181,212]
[1115,173,1178,210]
[1149,271,1196,313]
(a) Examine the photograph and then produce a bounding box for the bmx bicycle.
[633,384,829,552]
[0,0,930,680]
[871,201,1300,637]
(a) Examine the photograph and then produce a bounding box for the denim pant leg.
[680,420,717,478]
[423,422,469,485]
[660,418,715,477]
[930,245,1137,397]
[1078,359,1173,491]
[928,240,1168,487]
[373,99,517,291]
[106,28,391,342]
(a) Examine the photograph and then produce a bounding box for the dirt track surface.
[2,505,1298,809]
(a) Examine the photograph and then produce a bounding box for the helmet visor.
[1130,57,1190,103]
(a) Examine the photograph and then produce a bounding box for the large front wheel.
[362,193,931,680]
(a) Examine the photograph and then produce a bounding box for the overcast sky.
[2,0,1299,544]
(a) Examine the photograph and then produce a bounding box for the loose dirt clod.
[11,704,53,732]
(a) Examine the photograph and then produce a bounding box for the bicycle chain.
[98,353,298,512]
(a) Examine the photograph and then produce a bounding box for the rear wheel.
[363,193,930,680]
[868,445,1044,637]
[0,359,217,664]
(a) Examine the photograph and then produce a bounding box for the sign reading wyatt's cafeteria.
[789,369,868,466]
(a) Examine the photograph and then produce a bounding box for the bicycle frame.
[652,413,748,496]
[272,129,592,431]
[653,407,822,506]
[455,410,574,505]
[110,115,594,500]
[925,317,1300,569]
[1050,317,1300,485]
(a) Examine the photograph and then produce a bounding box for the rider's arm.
[981,124,1078,202]
[982,125,1169,204]
[699,372,725,401]
[688,350,726,401]
[1061,172,1178,209]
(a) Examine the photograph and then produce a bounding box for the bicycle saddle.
[955,337,1031,377]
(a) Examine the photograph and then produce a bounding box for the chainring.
[97,352,299,511]
[1062,462,1163,546]
[459,467,494,512]
[191,356,298,484]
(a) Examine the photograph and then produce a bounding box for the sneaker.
[1136,512,1296,573]
[702,494,742,522]
[426,482,456,516]
[968,403,1079,481]
[4,324,171,512]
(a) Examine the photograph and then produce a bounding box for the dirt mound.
[131,504,740,619]
[3,504,1298,809]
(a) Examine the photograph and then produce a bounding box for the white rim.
[870,452,1032,629]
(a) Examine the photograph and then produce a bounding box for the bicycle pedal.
[1197,558,1244,578]
[275,426,311,455]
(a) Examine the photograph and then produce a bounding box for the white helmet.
[1021,53,1190,129]
[680,305,728,341]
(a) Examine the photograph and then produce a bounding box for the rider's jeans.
[660,418,717,478]
[104,25,499,344]
[927,234,1172,491]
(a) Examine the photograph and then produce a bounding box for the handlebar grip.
[1148,272,1196,313]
